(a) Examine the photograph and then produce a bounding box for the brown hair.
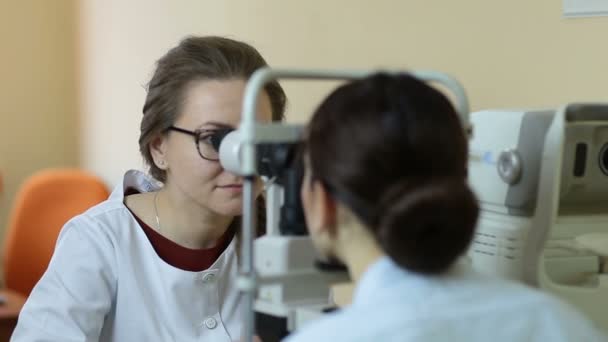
[306,73,478,275]
[139,36,286,182]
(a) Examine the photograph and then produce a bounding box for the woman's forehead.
[177,79,272,128]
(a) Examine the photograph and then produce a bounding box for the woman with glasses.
[13,36,285,341]
[288,73,605,341]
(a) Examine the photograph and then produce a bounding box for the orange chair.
[0,169,109,336]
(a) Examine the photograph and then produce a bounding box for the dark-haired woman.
[288,73,604,341]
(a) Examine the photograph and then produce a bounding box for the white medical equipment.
[467,105,608,331]
[218,68,471,342]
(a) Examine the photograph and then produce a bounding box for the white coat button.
[201,273,216,283]
[204,317,217,329]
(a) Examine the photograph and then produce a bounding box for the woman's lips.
[217,184,243,194]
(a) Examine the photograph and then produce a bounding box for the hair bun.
[376,179,479,274]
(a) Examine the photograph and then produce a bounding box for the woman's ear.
[308,180,338,236]
[150,134,169,170]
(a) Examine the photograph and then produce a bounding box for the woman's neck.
[156,187,233,249]
[337,224,386,284]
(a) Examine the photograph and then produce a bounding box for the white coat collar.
[108,169,162,201]
[352,256,468,308]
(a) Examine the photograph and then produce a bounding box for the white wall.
[79,0,608,187]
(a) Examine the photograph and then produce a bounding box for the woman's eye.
[199,135,213,144]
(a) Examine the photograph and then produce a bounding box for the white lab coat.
[12,170,243,342]
[285,257,606,342]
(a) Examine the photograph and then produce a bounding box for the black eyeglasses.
[168,126,234,161]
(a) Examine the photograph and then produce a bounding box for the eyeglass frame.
[167,126,234,161]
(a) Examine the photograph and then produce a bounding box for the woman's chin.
[213,200,244,217]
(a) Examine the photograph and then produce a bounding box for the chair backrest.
[2,169,110,296]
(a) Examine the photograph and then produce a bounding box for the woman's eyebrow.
[198,121,235,130]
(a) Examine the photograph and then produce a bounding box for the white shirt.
[12,170,243,342]
[285,257,607,342]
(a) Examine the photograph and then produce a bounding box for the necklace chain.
[154,191,162,233]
